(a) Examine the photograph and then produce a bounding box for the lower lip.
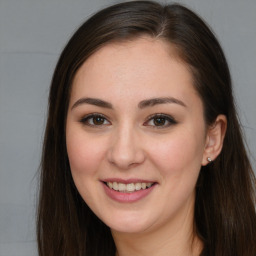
[102,183,156,203]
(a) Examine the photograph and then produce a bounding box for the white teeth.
[118,183,126,192]
[106,182,153,192]
[146,183,152,188]
[135,183,142,190]
[126,183,135,192]
[113,182,118,190]
[107,182,113,189]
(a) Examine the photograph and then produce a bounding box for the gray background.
[0,0,255,255]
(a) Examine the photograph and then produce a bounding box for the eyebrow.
[138,97,187,109]
[71,96,186,110]
[71,98,113,110]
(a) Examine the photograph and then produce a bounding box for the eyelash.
[144,114,177,128]
[79,113,177,128]
[80,113,111,127]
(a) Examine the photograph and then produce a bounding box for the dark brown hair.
[37,1,256,255]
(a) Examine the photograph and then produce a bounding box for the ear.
[201,114,227,166]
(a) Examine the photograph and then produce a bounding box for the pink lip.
[102,181,157,203]
[102,178,155,184]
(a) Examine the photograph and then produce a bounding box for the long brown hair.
[37,1,256,255]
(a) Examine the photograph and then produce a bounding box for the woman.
[37,1,256,255]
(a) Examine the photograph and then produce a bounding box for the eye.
[80,114,111,127]
[145,114,177,128]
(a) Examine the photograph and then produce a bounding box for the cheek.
[66,132,105,177]
[149,128,205,178]
[66,132,108,209]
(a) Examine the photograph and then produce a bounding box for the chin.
[103,212,154,234]
[110,223,149,234]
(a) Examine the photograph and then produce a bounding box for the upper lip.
[102,178,157,184]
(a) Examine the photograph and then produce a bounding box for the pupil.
[154,117,165,126]
[93,116,104,125]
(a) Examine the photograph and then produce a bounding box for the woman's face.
[66,38,209,234]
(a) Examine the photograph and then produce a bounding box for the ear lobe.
[201,114,227,166]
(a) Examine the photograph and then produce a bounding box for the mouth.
[103,181,156,193]
[102,179,157,203]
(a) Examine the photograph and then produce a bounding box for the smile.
[106,182,154,193]
[102,179,157,203]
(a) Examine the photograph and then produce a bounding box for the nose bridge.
[108,121,145,169]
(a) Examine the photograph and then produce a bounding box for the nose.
[107,125,145,170]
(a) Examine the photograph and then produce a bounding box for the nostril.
[107,149,145,169]
[106,130,146,169]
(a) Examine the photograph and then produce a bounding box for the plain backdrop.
[0,0,255,255]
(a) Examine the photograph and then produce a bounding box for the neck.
[112,197,202,256]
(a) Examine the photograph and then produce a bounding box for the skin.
[66,37,226,256]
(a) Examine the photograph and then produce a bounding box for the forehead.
[71,37,199,106]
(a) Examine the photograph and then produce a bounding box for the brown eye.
[92,116,105,125]
[153,117,167,126]
[145,114,177,128]
[80,114,110,126]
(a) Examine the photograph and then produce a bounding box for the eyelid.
[144,113,177,128]
[79,112,177,129]
[79,113,111,127]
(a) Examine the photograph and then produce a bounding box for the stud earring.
[207,157,212,163]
